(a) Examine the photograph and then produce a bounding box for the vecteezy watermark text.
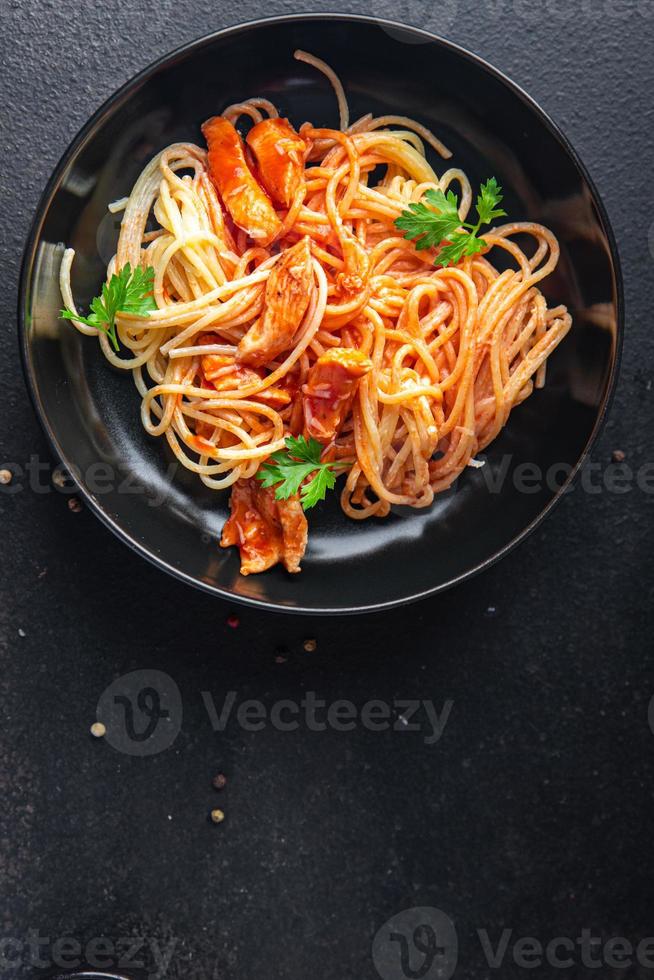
[0,930,177,977]
[377,0,653,40]
[94,671,454,756]
[0,455,178,507]
[373,907,654,979]
[202,690,453,745]
[1,453,652,504]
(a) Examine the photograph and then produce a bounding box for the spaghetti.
[60,51,572,575]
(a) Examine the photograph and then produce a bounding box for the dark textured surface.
[1,2,653,979]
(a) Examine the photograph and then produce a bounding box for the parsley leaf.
[256,435,348,510]
[395,177,507,268]
[300,463,337,509]
[394,188,461,251]
[60,263,156,352]
[284,435,324,465]
[474,176,507,226]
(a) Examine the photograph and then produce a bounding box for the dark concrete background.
[1,1,654,978]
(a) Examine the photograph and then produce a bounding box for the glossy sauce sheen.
[246,117,307,207]
[201,116,282,245]
[199,334,291,409]
[221,479,308,575]
[303,348,373,444]
[237,237,314,368]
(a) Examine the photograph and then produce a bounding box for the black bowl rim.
[48,974,135,980]
[18,12,624,616]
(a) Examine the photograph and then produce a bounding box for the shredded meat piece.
[221,478,308,575]
[237,237,313,368]
[275,494,308,573]
[246,117,307,208]
[198,334,291,409]
[201,116,282,245]
[302,348,373,444]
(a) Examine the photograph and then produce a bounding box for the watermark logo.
[0,455,179,506]
[373,907,458,980]
[0,930,177,978]
[2,453,651,502]
[202,691,453,745]
[476,927,654,970]
[97,669,182,757]
[94,676,453,756]
[376,0,652,38]
[373,906,654,975]
[1,451,652,535]
[377,1,460,40]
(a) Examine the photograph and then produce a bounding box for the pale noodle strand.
[294,49,349,130]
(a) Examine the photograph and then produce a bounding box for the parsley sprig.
[60,263,157,352]
[395,177,507,267]
[257,435,349,510]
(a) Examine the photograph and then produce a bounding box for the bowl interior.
[21,16,620,612]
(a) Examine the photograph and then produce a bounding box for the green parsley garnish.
[395,177,507,267]
[60,263,156,352]
[257,435,349,510]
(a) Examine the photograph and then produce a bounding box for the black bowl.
[19,14,622,614]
